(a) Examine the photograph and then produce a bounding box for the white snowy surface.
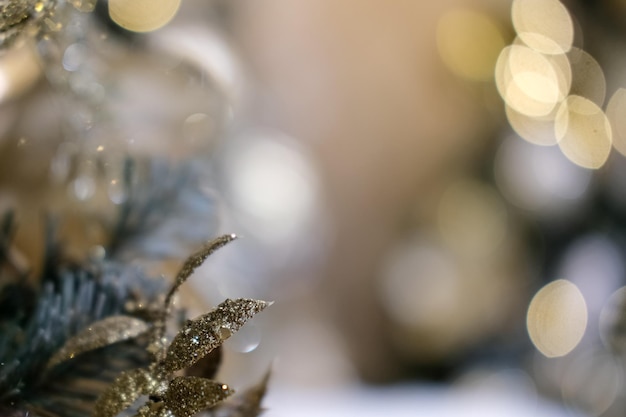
[263,384,587,417]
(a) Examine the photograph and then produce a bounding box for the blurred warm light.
[606,88,626,157]
[379,233,516,361]
[567,48,606,107]
[554,95,612,169]
[437,8,505,81]
[223,131,319,245]
[512,0,574,55]
[437,180,507,258]
[495,45,569,117]
[494,135,591,214]
[527,279,587,358]
[498,0,613,170]
[0,42,41,103]
[108,0,181,33]
[505,105,560,146]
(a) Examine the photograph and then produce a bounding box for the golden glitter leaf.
[162,298,271,373]
[47,315,150,370]
[94,368,160,417]
[165,376,233,417]
[153,235,238,350]
[0,1,29,31]
[135,401,174,417]
[164,234,237,310]
[0,0,56,49]
[185,345,222,379]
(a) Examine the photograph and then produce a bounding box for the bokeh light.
[567,48,606,107]
[494,135,591,215]
[554,95,612,169]
[511,0,574,55]
[505,105,560,146]
[495,44,569,117]
[437,8,505,81]
[497,0,614,170]
[606,88,626,157]
[0,41,41,103]
[527,279,588,358]
[108,0,181,33]
[221,129,321,247]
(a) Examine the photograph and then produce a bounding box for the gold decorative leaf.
[47,315,150,370]
[185,345,222,379]
[165,376,233,417]
[94,368,160,417]
[165,235,238,308]
[162,299,271,373]
[135,402,174,417]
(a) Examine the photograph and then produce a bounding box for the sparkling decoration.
[0,0,271,416]
[46,315,150,370]
[91,294,268,417]
[165,377,233,417]
[0,211,168,417]
[93,368,160,417]
[0,0,56,49]
[0,212,272,417]
[165,234,238,310]
[163,298,271,373]
[45,234,271,417]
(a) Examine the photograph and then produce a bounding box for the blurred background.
[3,0,626,415]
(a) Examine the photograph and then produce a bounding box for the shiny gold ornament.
[45,235,271,417]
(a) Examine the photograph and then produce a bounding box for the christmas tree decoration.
[0,0,271,403]
[1,215,272,417]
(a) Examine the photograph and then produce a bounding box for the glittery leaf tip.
[165,376,233,417]
[93,368,158,417]
[47,315,150,370]
[163,298,271,373]
[168,234,237,293]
